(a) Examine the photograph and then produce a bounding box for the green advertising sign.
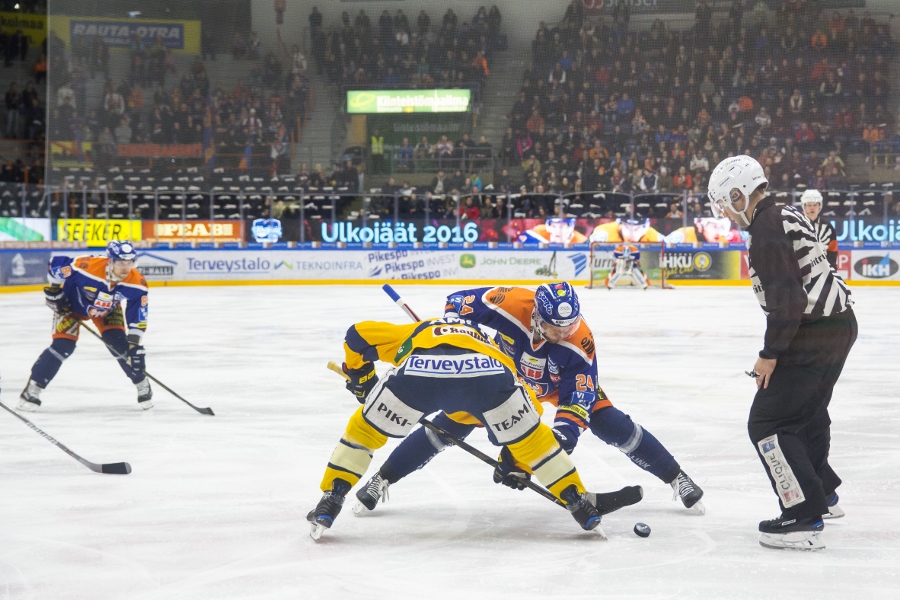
[348,90,471,114]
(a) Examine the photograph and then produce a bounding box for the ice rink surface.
[1,284,899,600]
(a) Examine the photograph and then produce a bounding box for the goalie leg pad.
[631,267,649,288]
[605,269,622,288]
[590,407,679,482]
[30,338,76,388]
[378,411,477,484]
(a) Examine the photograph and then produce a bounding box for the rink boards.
[1,245,899,290]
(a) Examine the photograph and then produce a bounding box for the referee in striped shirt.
[708,156,857,551]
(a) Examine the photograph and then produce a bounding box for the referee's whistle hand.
[753,357,777,389]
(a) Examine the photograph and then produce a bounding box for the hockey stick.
[381,283,422,321]
[326,360,565,507]
[81,324,215,416]
[0,387,131,474]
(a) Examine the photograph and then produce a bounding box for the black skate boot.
[18,380,43,412]
[353,472,390,515]
[670,470,705,513]
[307,478,351,540]
[758,515,825,550]
[136,378,153,410]
[561,485,603,535]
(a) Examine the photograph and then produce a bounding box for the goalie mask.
[707,156,768,228]
[533,282,581,342]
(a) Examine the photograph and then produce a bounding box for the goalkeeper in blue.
[354,283,704,515]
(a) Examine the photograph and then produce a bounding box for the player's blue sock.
[380,412,476,483]
[30,338,76,388]
[589,406,680,483]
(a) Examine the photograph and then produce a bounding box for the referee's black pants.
[748,309,857,520]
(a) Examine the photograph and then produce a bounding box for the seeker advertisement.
[57,219,142,246]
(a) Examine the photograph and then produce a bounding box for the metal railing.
[1,183,896,246]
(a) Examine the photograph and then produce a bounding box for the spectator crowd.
[483,0,897,218]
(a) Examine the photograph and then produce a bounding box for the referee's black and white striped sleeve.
[747,199,852,359]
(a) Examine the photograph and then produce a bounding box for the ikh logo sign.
[854,255,900,279]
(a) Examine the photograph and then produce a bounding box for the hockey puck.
[633,523,651,538]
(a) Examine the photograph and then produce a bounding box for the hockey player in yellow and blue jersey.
[307,315,611,540]
[355,283,704,514]
[18,241,152,411]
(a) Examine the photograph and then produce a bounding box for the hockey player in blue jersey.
[18,241,152,411]
[354,282,704,514]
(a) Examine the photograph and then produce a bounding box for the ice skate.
[758,515,825,551]
[824,492,844,519]
[670,470,705,514]
[136,378,153,410]
[307,479,351,540]
[353,472,390,515]
[17,380,42,412]
[561,485,605,537]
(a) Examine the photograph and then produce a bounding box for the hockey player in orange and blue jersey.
[307,315,608,539]
[355,282,704,514]
[18,241,152,411]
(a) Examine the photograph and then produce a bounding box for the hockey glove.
[343,362,378,403]
[44,285,69,313]
[127,345,146,378]
[492,446,531,491]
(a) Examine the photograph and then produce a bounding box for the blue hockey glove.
[492,446,531,491]
[44,285,69,313]
[127,346,146,377]
[344,362,378,403]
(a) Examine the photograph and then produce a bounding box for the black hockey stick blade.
[0,399,132,475]
[101,462,133,474]
[82,324,214,416]
[144,372,215,415]
[591,485,643,516]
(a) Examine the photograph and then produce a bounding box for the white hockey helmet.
[707,156,768,227]
[800,189,823,205]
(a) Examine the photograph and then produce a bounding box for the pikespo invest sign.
[347,90,471,114]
